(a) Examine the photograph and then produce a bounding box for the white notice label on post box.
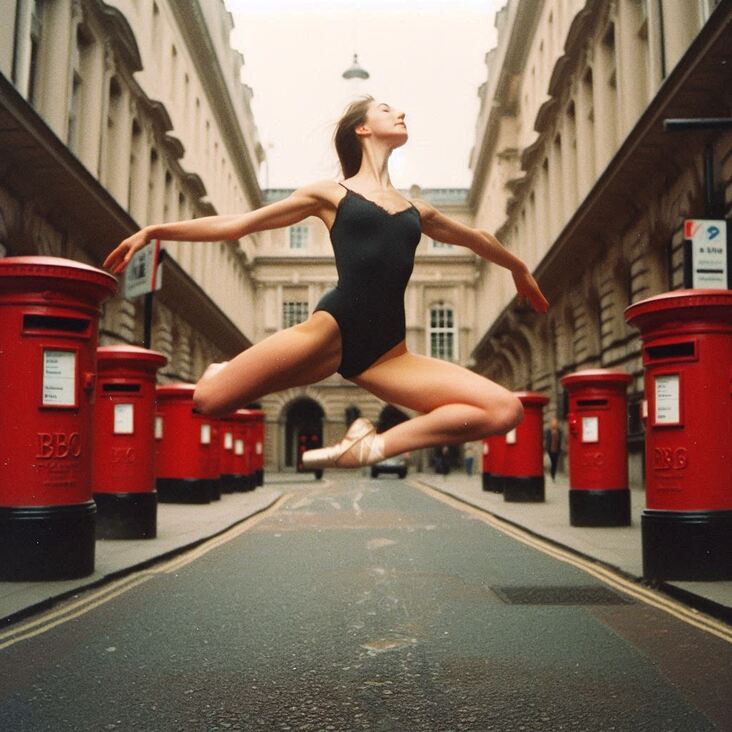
[155,415,163,439]
[42,350,76,406]
[200,424,211,445]
[256,442,263,455]
[505,428,516,444]
[582,416,599,443]
[114,403,134,434]
[234,439,244,456]
[224,431,233,450]
[483,442,488,455]
[655,374,680,424]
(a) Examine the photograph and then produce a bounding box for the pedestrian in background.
[463,444,475,476]
[544,416,563,482]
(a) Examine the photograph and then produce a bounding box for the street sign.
[683,219,729,289]
[123,239,163,299]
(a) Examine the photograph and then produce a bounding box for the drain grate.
[492,585,635,606]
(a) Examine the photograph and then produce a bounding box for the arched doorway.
[377,404,409,433]
[284,398,325,469]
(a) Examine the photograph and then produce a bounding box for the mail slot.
[625,289,732,580]
[560,369,632,526]
[93,345,168,539]
[0,256,117,580]
[155,383,219,503]
[502,391,549,502]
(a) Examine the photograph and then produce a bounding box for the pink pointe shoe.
[301,417,385,469]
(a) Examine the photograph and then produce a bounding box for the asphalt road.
[1,475,730,731]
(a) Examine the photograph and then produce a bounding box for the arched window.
[429,305,457,361]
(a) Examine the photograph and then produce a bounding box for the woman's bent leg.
[347,351,523,462]
[193,312,341,417]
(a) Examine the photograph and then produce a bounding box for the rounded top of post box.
[156,382,196,399]
[0,256,118,301]
[98,345,168,370]
[625,289,732,331]
[560,369,632,388]
[512,391,549,405]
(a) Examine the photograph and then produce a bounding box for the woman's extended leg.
[329,351,523,467]
[193,312,341,417]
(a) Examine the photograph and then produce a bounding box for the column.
[660,0,698,74]
[37,0,73,137]
[574,64,596,198]
[561,105,578,216]
[616,0,648,138]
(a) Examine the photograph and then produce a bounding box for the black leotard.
[314,182,422,378]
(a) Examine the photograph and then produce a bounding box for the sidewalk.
[0,487,283,626]
[413,470,732,623]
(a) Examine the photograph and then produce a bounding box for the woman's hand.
[103,227,152,275]
[512,264,549,313]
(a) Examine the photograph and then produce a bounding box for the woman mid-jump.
[104,95,549,470]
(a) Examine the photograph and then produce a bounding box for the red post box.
[481,438,491,491]
[232,409,253,492]
[483,434,507,493]
[502,391,548,502]
[250,408,266,487]
[560,369,632,527]
[155,383,219,503]
[93,345,168,539]
[218,413,239,494]
[625,289,732,580]
[0,256,116,580]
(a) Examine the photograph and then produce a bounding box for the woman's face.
[359,100,408,147]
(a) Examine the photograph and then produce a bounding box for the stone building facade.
[1,0,265,381]
[468,0,730,484]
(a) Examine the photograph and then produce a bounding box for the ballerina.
[103,95,549,470]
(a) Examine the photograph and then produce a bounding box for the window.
[429,239,453,251]
[429,306,456,361]
[282,301,309,329]
[289,225,309,249]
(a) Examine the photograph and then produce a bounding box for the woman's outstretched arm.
[413,198,549,313]
[103,180,332,274]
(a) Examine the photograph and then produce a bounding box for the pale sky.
[225,0,502,190]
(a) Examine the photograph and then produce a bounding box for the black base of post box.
[484,473,505,493]
[236,476,247,492]
[256,469,264,487]
[0,502,96,581]
[503,475,545,502]
[156,477,213,504]
[238,474,255,492]
[642,509,732,581]
[210,479,221,501]
[94,492,157,539]
[569,488,631,527]
[247,474,257,491]
[220,474,238,494]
